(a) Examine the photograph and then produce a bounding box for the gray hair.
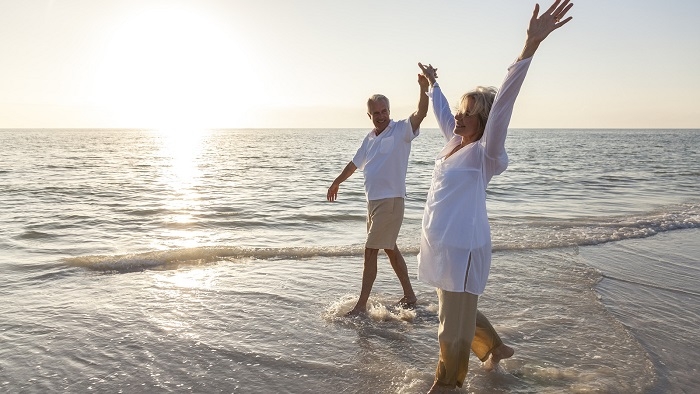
[458,86,498,139]
[367,94,390,112]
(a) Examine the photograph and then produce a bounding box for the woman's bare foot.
[427,381,455,393]
[491,343,514,363]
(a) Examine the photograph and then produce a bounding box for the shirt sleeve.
[351,137,369,171]
[483,57,532,161]
[428,82,456,142]
[401,118,419,142]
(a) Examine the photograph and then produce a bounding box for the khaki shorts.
[365,197,404,250]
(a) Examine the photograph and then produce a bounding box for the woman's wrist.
[518,41,540,61]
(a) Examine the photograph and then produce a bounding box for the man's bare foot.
[345,305,366,317]
[427,381,455,394]
[396,295,417,309]
[491,343,514,363]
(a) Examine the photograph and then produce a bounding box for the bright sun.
[93,5,259,129]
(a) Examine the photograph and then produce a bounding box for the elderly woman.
[417,1,574,391]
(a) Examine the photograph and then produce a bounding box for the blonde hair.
[458,86,498,139]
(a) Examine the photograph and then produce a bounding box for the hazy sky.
[1,0,699,129]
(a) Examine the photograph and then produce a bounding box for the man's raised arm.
[410,73,430,132]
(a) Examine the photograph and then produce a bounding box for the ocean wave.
[63,204,700,272]
[493,201,700,251]
[16,230,55,240]
[295,213,366,223]
[122,208,169,217]
[63,245,370,272]
[600,274,700,298]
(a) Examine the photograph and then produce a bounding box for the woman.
[417,1,574,391]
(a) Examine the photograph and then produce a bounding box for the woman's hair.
[458,86,498,139]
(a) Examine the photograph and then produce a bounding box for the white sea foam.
[63,200,700,272]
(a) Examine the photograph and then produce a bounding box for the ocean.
[0,128,698,393]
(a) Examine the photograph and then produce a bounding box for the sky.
[1,0,699,130]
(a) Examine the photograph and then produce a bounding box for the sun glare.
[93,6,259,128]
[151,127,210,250]
[157,127,206,186]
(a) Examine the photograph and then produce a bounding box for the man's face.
[367,100,390,133]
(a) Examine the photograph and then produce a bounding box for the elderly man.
[327,72,429,315]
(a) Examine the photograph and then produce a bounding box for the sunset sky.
[1,0,699,129]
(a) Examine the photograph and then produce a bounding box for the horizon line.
[2,127,700,131]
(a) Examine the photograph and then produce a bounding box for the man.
[327,71,429,316]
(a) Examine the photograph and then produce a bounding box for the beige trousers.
[434,289,503,388]
[473,309,504,362]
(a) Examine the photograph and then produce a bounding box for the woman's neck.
[460,135,478,146]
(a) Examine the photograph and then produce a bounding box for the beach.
[1,128,698,393]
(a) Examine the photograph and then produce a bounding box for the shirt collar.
[371,119,395,138]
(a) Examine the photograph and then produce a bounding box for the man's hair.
[458,86,498,139]
[367,94,390,113]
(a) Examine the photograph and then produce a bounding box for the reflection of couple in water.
[327,1,574,391]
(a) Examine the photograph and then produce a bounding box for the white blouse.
[417,57,532,294]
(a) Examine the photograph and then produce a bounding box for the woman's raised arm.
[485,0,574,161]
[419,62,455,141]
[519,0,574,61]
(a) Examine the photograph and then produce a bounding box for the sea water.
[1,128,698,393]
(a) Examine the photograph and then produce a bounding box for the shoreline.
[580,228,700,393]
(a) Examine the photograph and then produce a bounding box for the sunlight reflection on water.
[151,129,211,250]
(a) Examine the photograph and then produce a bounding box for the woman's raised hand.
[418,62,439,86]
[519,0,574,59]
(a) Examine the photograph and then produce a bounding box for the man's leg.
[346,248,379,316]
[384,245,417,306]
[472,310,514,363]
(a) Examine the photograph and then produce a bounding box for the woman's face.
[454,96,480,140]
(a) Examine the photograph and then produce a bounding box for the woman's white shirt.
[417,57,532,294]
